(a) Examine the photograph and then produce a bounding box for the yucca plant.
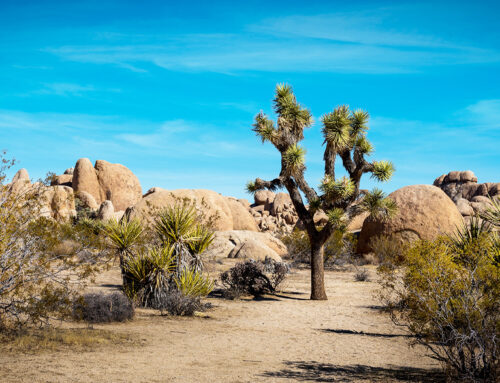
[102,218,144,285]
[175,269,214,298]
[248,84,396,300]
[122,245,176,307]
[481,196,500,227]
[155,204,213,274]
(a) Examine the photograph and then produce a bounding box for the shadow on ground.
[320,328,415,339]
[260,361,445,382]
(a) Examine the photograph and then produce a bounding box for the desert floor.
[0,262,444,383]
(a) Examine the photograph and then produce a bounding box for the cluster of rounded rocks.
[433,170,500,222]
[247,190,299,233]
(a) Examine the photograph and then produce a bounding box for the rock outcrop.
[203,230,287,261]
[249,191,299,233]
[73,158,142,211]
[357,185,464,254]
[434,170,499,221]
[128,188,258,232]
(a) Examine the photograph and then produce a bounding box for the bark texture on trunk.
[310,242,327,300]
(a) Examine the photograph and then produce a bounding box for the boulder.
[75,191,99,210]
[237,198,251,210]
[460,170,477,183]
[270,192,292,216]
[254,190,275,206]
[224,197,259,232]
[357,185,464,254]
[129,188,238,231]
[73,158,101,205]
[433,174,446,186]
[64,167,74,175]
[98,200,115,221]
[228,239,282,262]
[203,230,287,260]
[9,168,31,194]
[456,198,474,216]
[41,186,76,221]
[347,211,370,232]
[94,160,142,211]
[50,174,73,187]
[73,158,142,211]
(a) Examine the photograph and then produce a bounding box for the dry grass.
[0,327,134,354]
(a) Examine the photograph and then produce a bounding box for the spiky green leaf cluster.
[361,188,398,220]
[283,144,306,173]
[481,196,500,227]
[175,269,214,298]
[355,136,374,155]
[350,109,370,137]
[319,176,355,200]
[321,106,351,150]
[155,204,197,245]
[371,161,395,182]
[326,208,346,229]
[188,225,214,255]
[245,180,263,195]
[273,83,312,127]
[102,218,143,254]
[252,112,277,143]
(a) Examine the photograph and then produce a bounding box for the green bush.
[379,229,499,382]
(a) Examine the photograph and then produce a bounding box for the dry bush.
[220,258,289,298]
[0,154,111,331]
[353,268,370,282]
[379,231,499,382]
[73,292,134,323]
[156,290,205,316]
[370,234,408,268]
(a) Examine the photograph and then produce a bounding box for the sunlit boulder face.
[357,184,464,254]
[127,188,259,232]
[72,158,142,211]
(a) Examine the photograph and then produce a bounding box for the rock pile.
[434,170,500,222]
[248,191,299,233]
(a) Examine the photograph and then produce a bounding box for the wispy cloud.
[43,7,500,75]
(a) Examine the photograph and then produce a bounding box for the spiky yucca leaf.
[253,112,277,143]
[102,218,143,254]
[245,180,262,194]
[188,225,214,255]
[308,198,322,212]
[350,109,369,137]
[319,176,355,200]
[321,106,351,150]
[355,136,374,155]
[449,215,492,253]
[371,160,395,182]
[155,204,197,244]
[283,144,306,173]
[123,245,176,285]
[361,188,397,220]
[480,196,500,227]
[326,208,346,228]
[175,269,214,298]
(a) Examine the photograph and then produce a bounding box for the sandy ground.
[0,262,444,383]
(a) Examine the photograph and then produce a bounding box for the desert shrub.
[370,234,408,268]
[155,290,203,316]
[220,258,290,298]
[379,229,499,382]
[0,155,110,331]
[73,292,134,323]
[353,268,370,282]
[281,228,356,268]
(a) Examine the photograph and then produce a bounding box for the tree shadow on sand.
[261,361,445,382]
[320,328,416,339]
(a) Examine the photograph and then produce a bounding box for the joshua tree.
[247,84,396,300]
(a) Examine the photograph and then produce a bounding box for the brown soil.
[0,262,443,383]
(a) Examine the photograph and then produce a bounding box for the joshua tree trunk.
[310,241,327,300]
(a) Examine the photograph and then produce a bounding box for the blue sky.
[1,0,499,198]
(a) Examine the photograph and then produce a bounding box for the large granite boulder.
[128,188,258,232]
[203,230,287,261]
[9,168,31,194]
[40,185,76,221]
[72,158,142,211]
[357,185,464,254]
